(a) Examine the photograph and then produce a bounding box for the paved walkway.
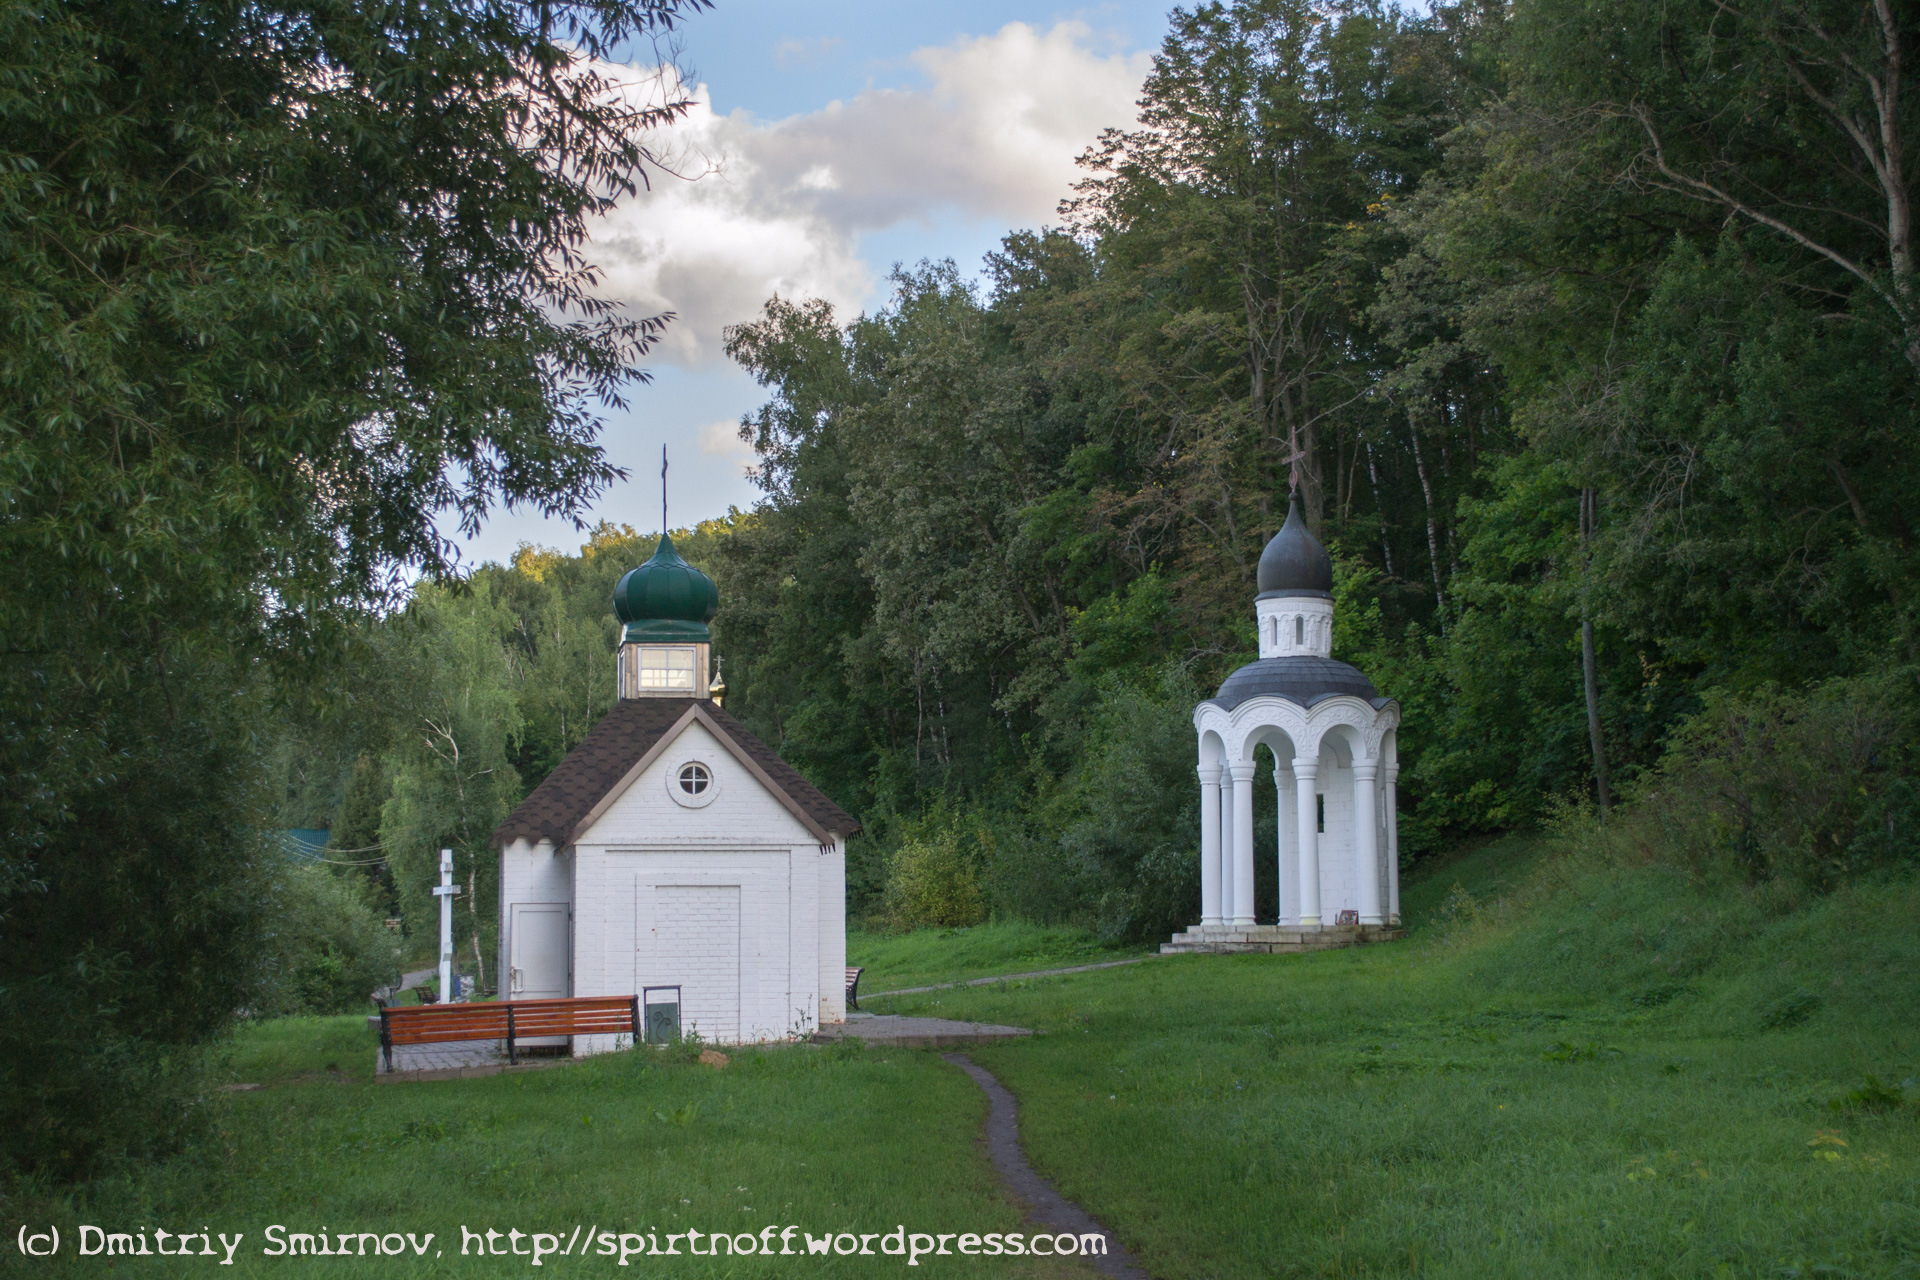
[376,1014,1031,1077]
[862,955,1159,1000]
[944,1054,1150,1280]
[810,1013,1032,1049]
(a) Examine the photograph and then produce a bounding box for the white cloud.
[586,21,1149,367]
[697,417,756,475]
[774,35,843,66]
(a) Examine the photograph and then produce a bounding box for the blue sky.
[442,0,1175,568]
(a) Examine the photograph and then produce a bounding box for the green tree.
[379,582,526,988]
[0,0,705,1178]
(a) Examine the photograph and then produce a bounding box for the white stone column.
[1219,773,1235,924]
[1293,758,1321,926]
[1230,763,1257,926]
[1354,761,1383,926]
[1274,764,1297,926]
[1199,764,1222,927]
[1385,763,1401,925]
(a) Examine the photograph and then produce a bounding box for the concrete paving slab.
[810,1012,1033,1050]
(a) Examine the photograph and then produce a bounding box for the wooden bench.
[845,966,864,1012]
[378,996,639,1071]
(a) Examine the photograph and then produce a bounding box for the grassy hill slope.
[877,835,1920,1278]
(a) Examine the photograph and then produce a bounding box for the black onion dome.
[1256,497,1333,599]
[1210,656,1383,711]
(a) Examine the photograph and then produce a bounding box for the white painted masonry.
[499,539,853,1051]
[1256,595,1334,659]
[499,713,851,1051]
[1176,499,1402,948]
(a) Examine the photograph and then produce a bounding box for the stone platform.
[370,1013,1032,1078]
[809,1012,1033,1050]
[373,1040,580,1082]
[1161,922,1406,955]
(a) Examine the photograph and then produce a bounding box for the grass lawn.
[850,920,1149,995]
[883,837,1920,1278]
[20,837,1917,1278]
[24,1031,1097,1277]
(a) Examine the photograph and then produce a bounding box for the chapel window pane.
[639,648,697,689]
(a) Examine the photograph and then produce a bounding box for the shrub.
[1626,671,1920,890]
[0,655,276,1181]
[1758,988,1823,1030]
[255,864,401,1016]
[883,833,985,930]
[1827,1075,1910,1114]
[1042,664,1203,941]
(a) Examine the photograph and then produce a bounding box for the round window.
[666,756,719,808]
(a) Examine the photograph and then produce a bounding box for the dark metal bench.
[378,996,640,1071]
[845,966,864,1012]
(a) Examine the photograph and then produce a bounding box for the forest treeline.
[297,0,1920,946]
[8,0,1919,1180]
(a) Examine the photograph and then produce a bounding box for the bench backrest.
[383,996,637,1046]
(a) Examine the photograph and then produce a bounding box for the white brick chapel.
[493,534,857,1046]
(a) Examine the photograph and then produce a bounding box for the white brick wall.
[503,718,848,1050]
[817,842,846,1024]
[1318,751,1356,919]
[498,838,573,997]
[654,885,741,1042]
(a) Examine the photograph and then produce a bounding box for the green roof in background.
[281,829,330,862]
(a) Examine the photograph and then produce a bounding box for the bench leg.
[507,1006,517,1067]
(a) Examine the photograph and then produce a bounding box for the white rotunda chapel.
[1164,499,1405,954]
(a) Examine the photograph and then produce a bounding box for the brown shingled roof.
[493,698,859,847]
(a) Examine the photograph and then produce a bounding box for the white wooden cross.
[432,847,462,1002]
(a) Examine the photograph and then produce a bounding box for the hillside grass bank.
[890,834,1920,1277]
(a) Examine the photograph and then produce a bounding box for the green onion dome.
[613,533,719,643]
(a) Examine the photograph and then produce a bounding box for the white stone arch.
[1319,722,1357,767]
[1294,697,1387,766]
[1193,725,1227,927]
[1243,722,1300,926]
[1216,696,1307,767]
[1244,721,1297,767]
[1196,725,1226,770]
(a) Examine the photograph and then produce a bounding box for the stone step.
[1160,923,1406,956]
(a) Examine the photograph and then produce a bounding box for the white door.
[653,886,741,1044]
[509,903,570,999]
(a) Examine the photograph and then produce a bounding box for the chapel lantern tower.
[612,533,722,700]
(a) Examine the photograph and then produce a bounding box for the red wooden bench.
[379,996,639,1071]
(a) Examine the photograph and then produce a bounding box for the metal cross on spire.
[662,445,669,536]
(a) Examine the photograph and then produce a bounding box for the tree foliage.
[705,0,1920,929]
[0,0,704,1180]
[282,0,1920,958]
